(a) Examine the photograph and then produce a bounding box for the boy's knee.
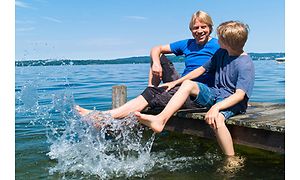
[212,113,226,130]
[181,80,197,91]
[182,80,195,87]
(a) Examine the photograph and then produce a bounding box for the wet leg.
[106,95,149,119]
[75,105,93,116]
[212,114,235,156]
[75,95,148,120]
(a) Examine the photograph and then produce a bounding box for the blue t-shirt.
[203,48,255,113]
[170,38,220,86]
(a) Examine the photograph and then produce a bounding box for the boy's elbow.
[236,89,246,101]
[150,45,162,54]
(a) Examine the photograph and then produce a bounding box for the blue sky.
[16,0,285,60]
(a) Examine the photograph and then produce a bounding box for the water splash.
[47,109,156,179]
[20,81,39,109]
[15,66,158,178]
[16,83,225,179]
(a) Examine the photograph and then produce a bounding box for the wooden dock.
[143,102,285,153]
[112,86,285,153]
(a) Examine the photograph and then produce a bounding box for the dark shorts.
[141,86,198,109]
[193,82,237,120]
[141,55,199,109]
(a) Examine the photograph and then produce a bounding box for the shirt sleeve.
[236,58,255,98]
[170,39,188,56]
[202,58,213,71]
[202,49,220,73]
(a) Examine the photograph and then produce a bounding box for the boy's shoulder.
[237,52,253,62]
[212,48,228,57]
[205,38,220,50]
[212,50,253,66]
[170,39,194,48]
[238,54,254,68]
[208,37,219,44]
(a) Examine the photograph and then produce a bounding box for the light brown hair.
[189,11,213,34]
[217,21,249,50]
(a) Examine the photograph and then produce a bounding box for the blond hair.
[189,11,213,34]
[217,21,249,50]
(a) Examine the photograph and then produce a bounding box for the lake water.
[15,60,285,179]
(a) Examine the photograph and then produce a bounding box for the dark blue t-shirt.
[203,48,255,113]
[170,38,220,86]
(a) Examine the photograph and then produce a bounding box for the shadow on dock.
[143,102,285,154]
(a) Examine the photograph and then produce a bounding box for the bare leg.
[213,113,235,156]
[107,95,148,118]
[75,105,93,116]
[75,95,148,119]
[135,80,199,132]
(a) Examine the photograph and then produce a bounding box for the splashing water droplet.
[47,108,156,178]
[20,82,39,109]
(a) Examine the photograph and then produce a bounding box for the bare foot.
[74,105,108,128]
[74,105,93,116]
[217,155,246,175]
[134,112,165,133]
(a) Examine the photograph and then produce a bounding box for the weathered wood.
[143,103,285,153]
[112,85,127,108]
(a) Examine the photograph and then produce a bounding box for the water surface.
[15,60,285,179]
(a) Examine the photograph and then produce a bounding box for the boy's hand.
[205,105,220,129]
[159,81,177,91]
[152,63,163,80]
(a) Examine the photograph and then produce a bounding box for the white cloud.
[42,16,62,23]
[16,27,35,32]
[33,0,48,3]
[124,16,148,20]
[16,20,35,24]
[81,37,134,47]
[15,1,31,8]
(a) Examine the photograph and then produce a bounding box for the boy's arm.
[160,66,206,91]
[205,89,246,128]
[148,44,173,86]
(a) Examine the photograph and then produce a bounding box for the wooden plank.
[143,103,285,153]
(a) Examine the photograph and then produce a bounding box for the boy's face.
[191,19,211,45]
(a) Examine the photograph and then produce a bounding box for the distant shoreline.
[15,53,285,67]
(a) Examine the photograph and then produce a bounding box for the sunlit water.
[15,61,285,179]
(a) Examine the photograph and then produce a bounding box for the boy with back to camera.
[135,21,255,158]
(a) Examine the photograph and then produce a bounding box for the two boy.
[135,21,255,156]
[76,18,255,157]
